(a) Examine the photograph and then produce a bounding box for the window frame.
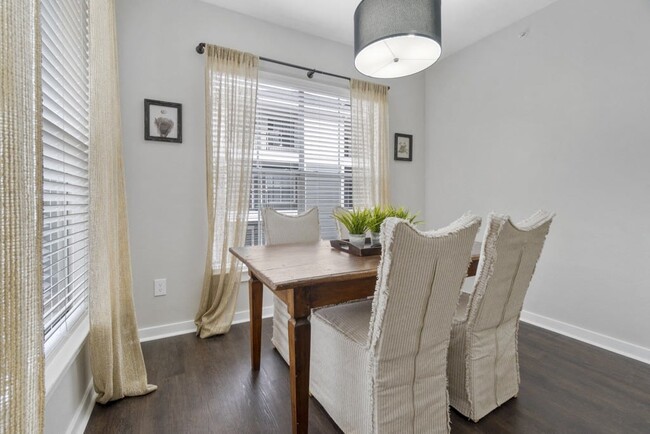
[245,71,353,247]
[41,0,91,359]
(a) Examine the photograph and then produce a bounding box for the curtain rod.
[195,42,389,89]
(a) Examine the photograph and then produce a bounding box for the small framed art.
[394,133,413,161]
[144,99,182,143]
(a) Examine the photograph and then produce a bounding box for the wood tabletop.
[229,240,482,291]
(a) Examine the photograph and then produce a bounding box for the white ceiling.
[200,0,560,58]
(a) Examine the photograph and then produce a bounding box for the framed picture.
[394,133,413,161]
[144,99,182,143]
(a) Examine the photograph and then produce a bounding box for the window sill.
[44,313,90,402]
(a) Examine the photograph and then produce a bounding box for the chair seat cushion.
[311,299,372,433]
[311,299,372,347]
[271,297,291,364]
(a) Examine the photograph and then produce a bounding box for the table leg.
[288,288,311,434]
[289,317,310,434]
[248,274,263,371]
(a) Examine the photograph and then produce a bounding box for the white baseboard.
[136,306,649,364]
[233,305,274,325]
[520,310,650,365]
[138,305,274,343]
[139,319,196,342]
[67,380,96,434]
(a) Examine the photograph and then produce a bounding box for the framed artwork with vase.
[144,99,182,143]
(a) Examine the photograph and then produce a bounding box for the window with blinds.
[246,74,352,245]
[41,0,90,354]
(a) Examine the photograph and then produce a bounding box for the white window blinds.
[247,74,352,245]
[41,0,90,354]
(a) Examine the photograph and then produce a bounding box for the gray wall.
[115,0,427,330]
[424,0,650,350]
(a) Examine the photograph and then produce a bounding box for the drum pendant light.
[354,0,442,78]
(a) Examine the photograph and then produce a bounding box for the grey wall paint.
[424,0,650,348]
[115,0,426,329]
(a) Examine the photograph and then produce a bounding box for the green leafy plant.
[385,205,421,225]
[367,206,389,233]
[332,208,369,235]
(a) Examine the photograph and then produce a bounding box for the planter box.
[329,238,381,257]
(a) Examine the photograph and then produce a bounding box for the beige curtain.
[350,79,390,208]
[0,0,45,431]
[195,45,259,338]
[88,0,156,404]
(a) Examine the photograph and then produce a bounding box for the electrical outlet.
[154,278,167,297]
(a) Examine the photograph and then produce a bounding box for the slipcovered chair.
[262,207,320,364]
[447,211,554,421]
[332,206,350,239]
[310,215,481,433]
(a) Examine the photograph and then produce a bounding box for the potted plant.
[367,206,388,246]
[333,208,369,248]
[367,205,421,246]
[385,205,420,225]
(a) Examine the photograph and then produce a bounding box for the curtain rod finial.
[196,43,206,54]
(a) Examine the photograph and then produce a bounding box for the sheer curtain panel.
[88,0,156,403]
[0,0,45,431]
[350,79,390,208]
[195,45,259,338]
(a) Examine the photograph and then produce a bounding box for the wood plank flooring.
[85,319,650,433]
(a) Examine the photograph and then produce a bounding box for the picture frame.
[144,99,182,143]
[394,133,413,161]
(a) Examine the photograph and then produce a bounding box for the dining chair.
[332,206,350,239]
[310,214,481,433]
[447,210,554,421]
[262,207,320,364]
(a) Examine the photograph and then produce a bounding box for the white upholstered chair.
[332,206,350,239]
[447,211,554,421]
[262,207,320,364]
[310,215,481,433]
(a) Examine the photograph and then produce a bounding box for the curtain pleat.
[88,0,156,404]
[350,79,390,208]
[0,0,45,431]
[195,45,258,338]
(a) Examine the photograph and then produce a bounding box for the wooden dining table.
[229,240,481,434]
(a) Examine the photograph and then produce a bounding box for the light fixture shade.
[354,0,442,78]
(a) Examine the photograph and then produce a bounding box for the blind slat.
[43,276,89,331]
[43,233,88,260]
[43,245,88,273]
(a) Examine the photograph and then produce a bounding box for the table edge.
[229,244,480,291]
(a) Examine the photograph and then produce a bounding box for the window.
[247,74,352,245]
[41,0,90,355]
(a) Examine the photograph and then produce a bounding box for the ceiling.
[200,0,560,58]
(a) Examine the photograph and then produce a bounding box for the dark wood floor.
[85,319,650,434]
